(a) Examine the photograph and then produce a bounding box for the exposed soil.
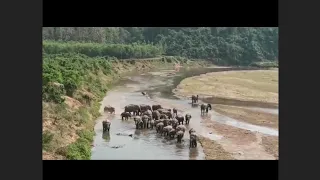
[212,104,278,129]
[261,135,279,159]
[198,136,235,160]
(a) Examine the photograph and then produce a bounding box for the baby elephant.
[102,120,111,132]
[185,114,192,124]
[104,106,115,114]
[121,112,132,120]
[189,132,197,148]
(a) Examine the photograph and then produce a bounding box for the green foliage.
[43,41,163,59]
[42,131,54,150]
[42,53,114,102]
[43,27,278,66]
[66,138,91,160]
[77,129,95,142]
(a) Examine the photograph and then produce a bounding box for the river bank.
[42,56,212,160]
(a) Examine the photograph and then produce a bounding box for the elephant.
[157,108,171,114]
[125,104,141,116]
[121,112,132,120]
[142,110,152,119]
[140,104,152,112]
[141,115,149,129]
[189,132,197,148]
[160,114,168,120]
[170,119,179,129]
[154,119,162,126]
[161,111,173,119]
[162,125,173,136]
[156,122,164,133]
[173,108,178,116]
[191,95,199,104]
[200,104,212,114]
[169,129,176,138]
[134,116,143,129]
[176,125,186,133]
[189,128,196,135]
[152,110,161,120]
[152,105,162,111]
[102,120,111,132]
[160,108,172,113]
[163,119,170,126]
[175,115,185,125]
[185,114,192,124]
[176,130,184,143]
[149,120,155,129]
[104,106,115,114]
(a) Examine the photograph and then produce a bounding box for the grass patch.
[175,69,278,104]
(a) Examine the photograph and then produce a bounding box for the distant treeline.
[43,27,278,65]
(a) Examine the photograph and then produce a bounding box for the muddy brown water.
[91,67,279,160]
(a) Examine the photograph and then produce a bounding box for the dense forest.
[43,27,278,65]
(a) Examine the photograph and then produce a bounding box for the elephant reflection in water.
[102,131,111,142]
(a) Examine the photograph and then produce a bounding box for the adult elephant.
[173,108,178,117]
[121,112,131,120]
[159,108,171,113]
[134,116,143,129]
[125,104,141,116]
[191,95,199,104]
[200,104,212,114]
[140,104,152,113]
[176,130,184,143]
[162,111,173,119]
[141,115,149,129]
[152,105,162,111]
[142,110,152,119]
[169,129,176,138]
[156,122,164,133]
[162,119,170,127]
[162,125,173,136]
[170,119,179,129]
[176,124,186,133]
[159,114,168,120]
[102,120,111,132]
[152,110,161,120]
[175,115,185,125]
[185,114,192,124]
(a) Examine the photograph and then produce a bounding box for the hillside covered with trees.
[43,27,278,65]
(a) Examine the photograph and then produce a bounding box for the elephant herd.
[122,104,198,147]
[102,95,212,148]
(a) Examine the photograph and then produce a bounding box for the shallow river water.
[91,67,278,160]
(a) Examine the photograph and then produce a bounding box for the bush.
[43,131,54,150]
[66,138,91,160]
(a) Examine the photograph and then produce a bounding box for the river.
[91,66,278,160]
